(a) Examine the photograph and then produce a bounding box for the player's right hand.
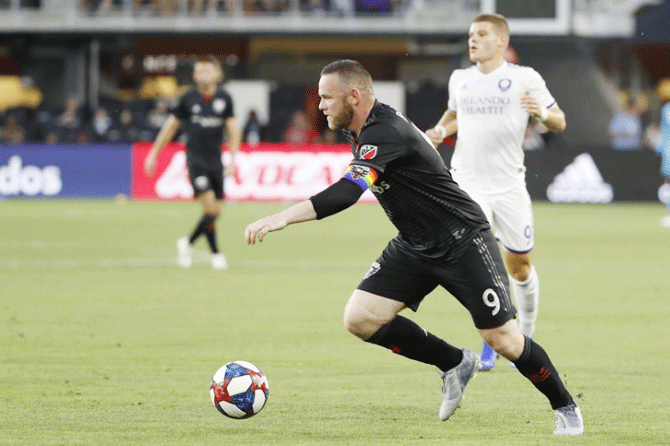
[426,127,446,146]
[245,215,288,245]
[144,154,156,177]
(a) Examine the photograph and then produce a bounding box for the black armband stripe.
[309,178,365,220]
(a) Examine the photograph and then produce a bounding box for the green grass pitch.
[1,200,669,445]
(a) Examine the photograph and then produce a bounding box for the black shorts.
[357,229,516,329]
[188,163,224,200]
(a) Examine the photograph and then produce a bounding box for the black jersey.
[172,87,234,168]
[345,101,489,263]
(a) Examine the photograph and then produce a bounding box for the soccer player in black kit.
[145,56,242,270]
[245,60,583,434]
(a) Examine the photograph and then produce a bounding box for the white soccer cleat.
[439,349,480,421]
[661,215,670,228]
[211,253,228,270]
[553,402,584,435]
[176,237,193,268]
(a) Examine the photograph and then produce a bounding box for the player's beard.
[328,104,354,131]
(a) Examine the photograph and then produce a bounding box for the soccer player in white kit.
[426,14,567,370]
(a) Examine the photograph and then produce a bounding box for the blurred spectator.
[189,0,237,16]
[330,0,353,16]
[283,110,318,144]
[57,96,83,130]
[301,0,327,15]
[56,96,86,143]
[24,109,54,142]
[643,119,661,151]
[154,0,179,15]
[145,99,170,137]
[244,0,289,14]
[78,0,112,14]
[356,0,398,14]
[92,107,113,142]
[0,114,26,144]
[76,129,92,144]
[188,0,204,14]
[1,0,42,8]
[243,109,264,146]
[118,108,141,143]
[45,131,59,145]
[608,97,642,151]
[657,96,670,227]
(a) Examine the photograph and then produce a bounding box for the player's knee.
[343,305,378,340]
[483,330,524,359]
[342,307,365,339]
[508,260,532,282]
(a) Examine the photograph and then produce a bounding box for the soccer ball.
[210,361,270,419]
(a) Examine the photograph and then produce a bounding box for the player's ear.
[348,89,361,106]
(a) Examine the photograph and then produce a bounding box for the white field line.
[0,255,365,270]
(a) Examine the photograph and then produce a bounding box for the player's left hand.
[521,91,542,119]
[245,215,288,245]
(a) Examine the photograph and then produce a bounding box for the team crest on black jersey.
[213,98,226,114]
[194,175,209,190]
[350,165,370,179]
[359,144,378,160]
[363,261,381,279]
[192,104,202,114]
[498,79,511,91]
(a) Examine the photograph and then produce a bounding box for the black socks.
[366,316,463,372]
[366,319,573,410]
[189,214,219,253]
[513,336,573,409]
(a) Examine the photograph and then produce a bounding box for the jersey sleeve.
[171,94,190,121]
[342,122,406,191]
[526,68,556,109]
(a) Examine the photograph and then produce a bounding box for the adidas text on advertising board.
[0,155,62,197]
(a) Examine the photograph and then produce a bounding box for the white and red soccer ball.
[210,361,269,419]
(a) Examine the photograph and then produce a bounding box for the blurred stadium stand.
[0,0,668,148]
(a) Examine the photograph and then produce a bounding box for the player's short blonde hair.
[473,14,510,39]
[321,59,373,95]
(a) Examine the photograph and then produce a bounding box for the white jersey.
[448,62,556,193]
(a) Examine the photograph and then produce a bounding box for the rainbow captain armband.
[343,164,378,191]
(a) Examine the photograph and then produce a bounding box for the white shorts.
[454,178,534,254]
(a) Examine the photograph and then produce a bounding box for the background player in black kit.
[245,60,583,434]
[145,56,241,270]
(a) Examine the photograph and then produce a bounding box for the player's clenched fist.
[426,126,447,146]
[521,91,542,119]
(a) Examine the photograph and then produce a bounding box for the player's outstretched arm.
[245,177,365,245]
[145,115,181,177]
[245,200,317,245]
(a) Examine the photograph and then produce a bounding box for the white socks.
[510,265,539,338]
